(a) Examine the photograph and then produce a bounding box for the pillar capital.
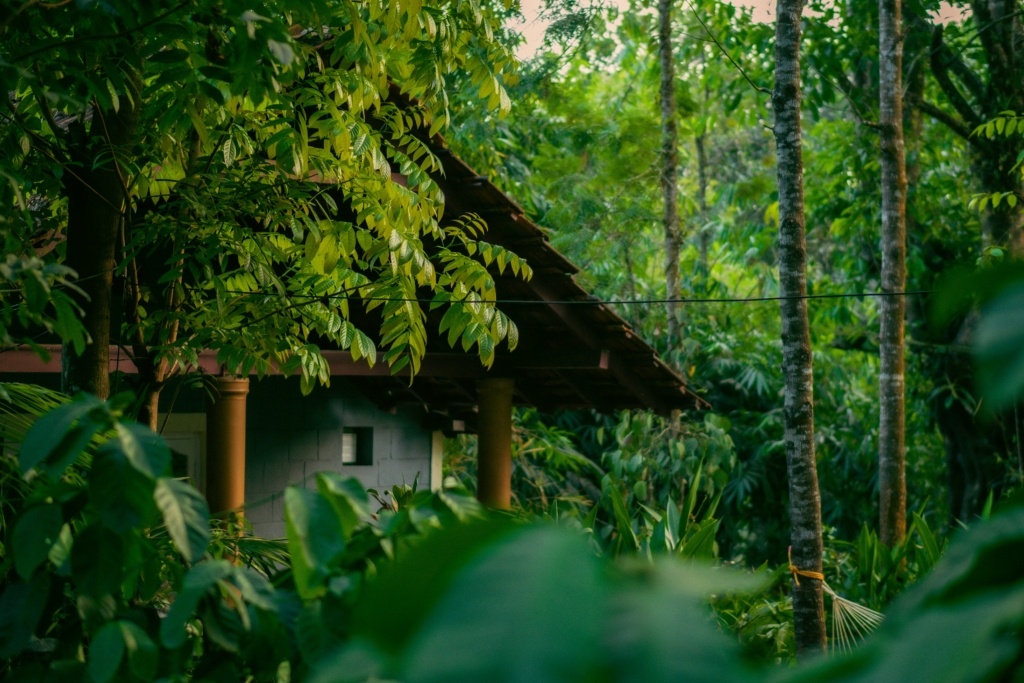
[213,376,250,395]
[477,377,515,394]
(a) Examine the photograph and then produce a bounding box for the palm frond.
[824,582,885,655]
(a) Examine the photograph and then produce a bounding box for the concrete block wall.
[243,376,434,538]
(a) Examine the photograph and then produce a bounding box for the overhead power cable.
[298,290,934,306]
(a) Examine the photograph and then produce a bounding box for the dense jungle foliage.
[4,0,1024,679]
[444,0,1021,565]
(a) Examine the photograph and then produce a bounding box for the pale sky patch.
[511,0,969,59]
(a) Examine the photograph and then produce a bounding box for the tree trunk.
[878,0,908,548]
[130,131,199,429]
[62,99,140,399]
[696,132,710,276]
[622,236,641,330]
[659,0,681,345]
[772,0,827,656]
[903,21,926,330]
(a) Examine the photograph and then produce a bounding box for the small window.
[342,427,373,465]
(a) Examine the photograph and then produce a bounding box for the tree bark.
[659,0,681,345]
[878,0,908,548]
[62,96,140,399]
[772,0,827,656]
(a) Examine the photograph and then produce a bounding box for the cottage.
[0,118,699,539]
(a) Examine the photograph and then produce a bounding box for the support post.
[206,377,249,515]
[476,378,515,509]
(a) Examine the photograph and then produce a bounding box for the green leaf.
[111,422,171,479]
[316,473,371,537]
[13,504,62,580]
[400,527,605,683]
[604,482,638,551]
[20,395,105,476]
[88,622,125,683]
[90,444,157,533]
[285,487,346,599]
[120,621,158,680]
[680,518,720,560]
[0,573,50,658]
[665,496,681,547]
[161,561,233,648]
[349,520,517,656]
[71,525,125,599]
[685,461,704,521]
[912,513,942,572]
[975,283,1024,411]
[154,478,211,562]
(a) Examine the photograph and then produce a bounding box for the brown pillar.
[476,377,514,509]
[205,377,249,515]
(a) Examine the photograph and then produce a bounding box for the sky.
[511,0,969,59]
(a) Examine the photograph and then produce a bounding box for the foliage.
[0,256,86,354]
[0,0,525,394]
[0,387,481,681]
[444,408,735,554]
[445,0,992,562]
[5,388,1024,683]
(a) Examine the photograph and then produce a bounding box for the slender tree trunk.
[132,131,199,429]
[622,236,641,330]
[696,132,710,275]
[659,0,681,345]
[772,0,827,656]
[62,97,140,399]
[878,0,908,548]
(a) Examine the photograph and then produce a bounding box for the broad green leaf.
[70,525,125,599]
[154,478,211,562]
[20,395,105,476]
[401,527,605,683]
[316,473,371,537]
[285,487,346,599]
[0,573,50,658]
[975,283,1024,411]
[607,564,756,683]
[161,561,233,648]
[112,422,171,479]
[88,622,125,683]
[90,445,157,533]
[119,621,158,680]
[350,519,517,655]
[13,504,62,580]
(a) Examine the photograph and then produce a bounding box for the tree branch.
[930,25,982,128]
[685,0,770,95]
[917,99,974,140]
[808,61,880,129]
[970,0,1012,86]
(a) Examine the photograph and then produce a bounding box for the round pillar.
[205,376,249,515]
[476,377,515,509]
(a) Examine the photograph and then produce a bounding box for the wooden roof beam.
[523,278,673,414]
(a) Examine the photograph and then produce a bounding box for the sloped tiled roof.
[344,88,703,418]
